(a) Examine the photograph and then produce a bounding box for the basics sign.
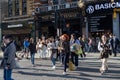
[85,1,120,16]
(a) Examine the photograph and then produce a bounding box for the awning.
[2,17,34,23]
[2,28,31,35]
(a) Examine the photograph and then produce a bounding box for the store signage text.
[42,12,79,20]
[8,24,23,28]
[88,15,112,32]
[86,2,120,14]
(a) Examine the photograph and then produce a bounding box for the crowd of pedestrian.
[0,33,120,79]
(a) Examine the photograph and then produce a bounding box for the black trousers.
[71,52,78,67]
[113,48,117,56]
[63,53,69,72]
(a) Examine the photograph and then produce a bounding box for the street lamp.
[77,0,89,38]
[32,11,37,42]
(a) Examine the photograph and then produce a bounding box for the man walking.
[109,34,119,57]
[0,35,16,80]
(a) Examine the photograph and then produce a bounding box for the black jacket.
[29,43,36,53]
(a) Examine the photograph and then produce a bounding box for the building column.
[0,0,2,42]
[12,0,15,16]
[84,17,88,38]
[113,13,120,39]
[19,0,22,15]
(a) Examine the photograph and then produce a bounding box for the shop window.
[61,0,66,4]
[8,0,12,17]
[22,0,27,15]
[8,0,12,5]
[15,0,19,16]
[53,0,58,4]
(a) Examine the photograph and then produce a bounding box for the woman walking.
[98,34,112,75]
[70,34,81,69]
[61,34,70,75]
[29,38,36,67]
[47,38,57,69]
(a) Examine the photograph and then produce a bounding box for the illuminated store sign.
[86,2,120,15]
[8,24,23,28]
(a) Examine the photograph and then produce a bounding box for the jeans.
[51,57,56,66]
[88,45,93,53]
[63,53,69,72]
[4,69,13,80]
[30,53,35,65]
[85,43,88,52]
[60,52,64,64]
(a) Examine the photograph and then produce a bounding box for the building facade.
[37,0,120,39]
[2,0,36,42]
[2,0,120,43]
[0,0,2,42]
[2,0,82,41]
[36,0,83,38]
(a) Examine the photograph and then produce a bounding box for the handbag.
[107,50,112,55]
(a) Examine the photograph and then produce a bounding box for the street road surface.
[0,53,120,80]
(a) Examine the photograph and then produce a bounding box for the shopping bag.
[70,43,77,52]
[76,48,83,55]
[68,60,75,71]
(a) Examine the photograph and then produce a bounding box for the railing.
[37,1,78,13]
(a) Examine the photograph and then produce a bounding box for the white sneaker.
[63,72,66,75]
[52,66,56,69]
[32,64,35,67]
[66,68,69,72]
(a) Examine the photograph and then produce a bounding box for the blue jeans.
[60,52,64,64]
[4,69,13,80]
[51,57,56,66]
[30,53,35,65]
[88,45,93,53]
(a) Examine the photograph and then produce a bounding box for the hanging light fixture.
[113,9,117,19]
[111,0,114,3]
[78,0,84,8]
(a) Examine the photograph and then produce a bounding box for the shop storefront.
[39,8,83,38]
[2,21,31,35]
[85,1,120,39]
[2,20,32,50]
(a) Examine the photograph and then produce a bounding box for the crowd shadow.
[12,54,120,80]
[17,70,91,80]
